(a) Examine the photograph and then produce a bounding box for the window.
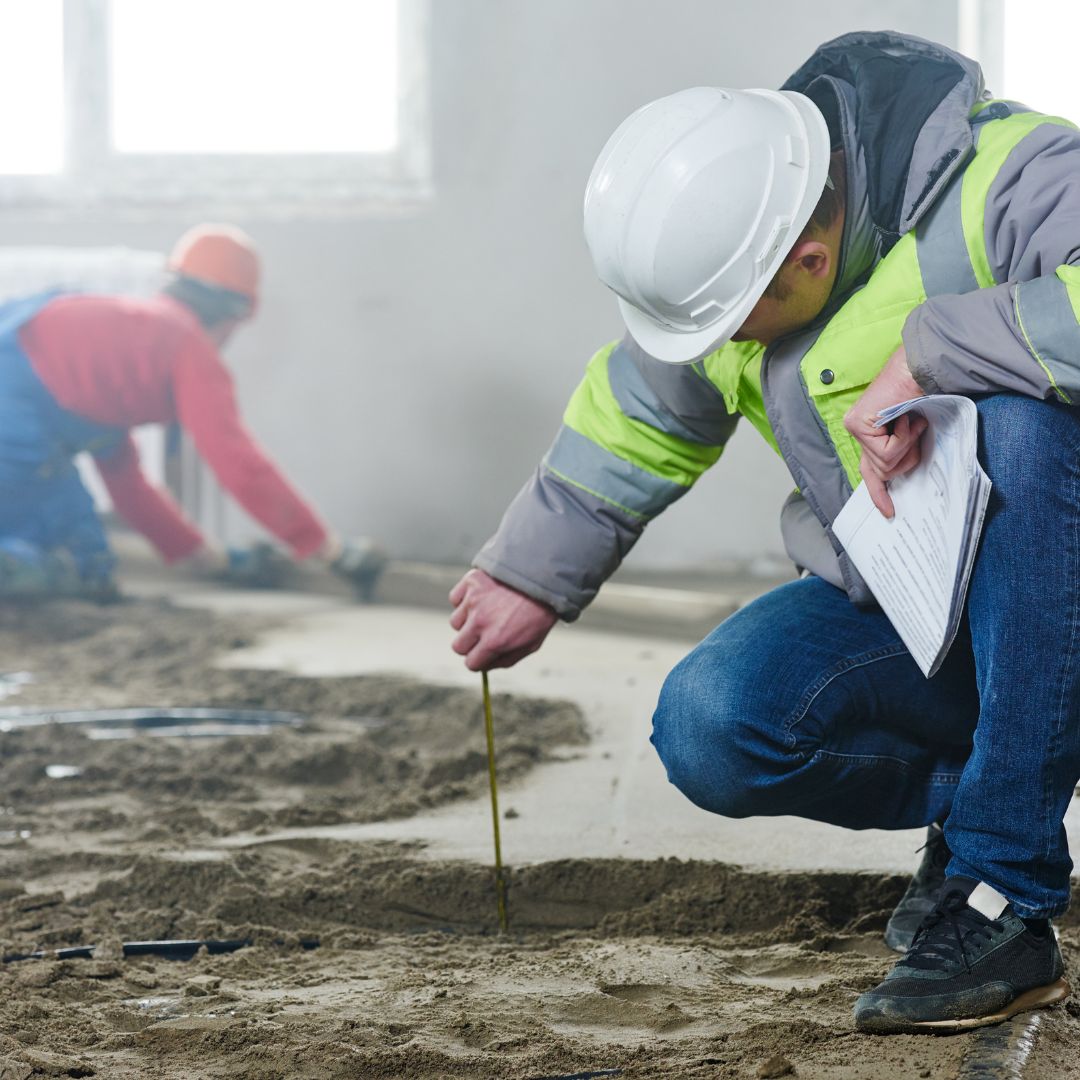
[1000,1,1080,119]
[961,0,1080,121]
[0,1,64,175]
[0,0,429,210]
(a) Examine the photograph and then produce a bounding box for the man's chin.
[730,329,766,344]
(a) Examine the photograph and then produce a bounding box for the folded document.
[832,395,991,678]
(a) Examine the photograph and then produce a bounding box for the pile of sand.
[0,599,586,837]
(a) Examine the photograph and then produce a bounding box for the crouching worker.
[451,33,1080,1036]
[0,224,384,599]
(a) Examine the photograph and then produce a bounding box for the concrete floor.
[129,575,1080,878]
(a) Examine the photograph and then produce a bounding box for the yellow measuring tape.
[482,671,509,932]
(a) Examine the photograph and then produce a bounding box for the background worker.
[451,31,1080,1034]
[0,224,383,597]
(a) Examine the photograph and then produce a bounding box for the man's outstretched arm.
[451,334,739,669]
[95,435,206,562]
[173,337,331,559]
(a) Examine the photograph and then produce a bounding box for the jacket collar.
[783,31,987,293]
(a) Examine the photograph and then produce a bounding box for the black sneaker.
[855,877,1069,1034]
[884,823,952,953]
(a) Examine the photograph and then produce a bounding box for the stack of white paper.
[832,396,991,678]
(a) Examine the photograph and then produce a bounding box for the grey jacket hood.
[783,31,987,265]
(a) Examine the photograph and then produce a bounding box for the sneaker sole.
[860,978,1071,1035]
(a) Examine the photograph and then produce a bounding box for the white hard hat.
[584,87,831,363]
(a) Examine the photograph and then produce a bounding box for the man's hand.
[181,542,229,576]
[328,535,388,602]
[449,569,558,671]
[315,531,344,563]
[843,347,928,518]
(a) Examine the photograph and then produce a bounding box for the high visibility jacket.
[475,31,1080,618]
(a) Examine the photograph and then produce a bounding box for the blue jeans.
[0,292,115,582]
[651,394,1080,919]
[0,464,114,582]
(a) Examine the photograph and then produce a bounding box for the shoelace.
[903,888,1004,974]
[914,828,951,871]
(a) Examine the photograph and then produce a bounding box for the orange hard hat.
[168,224,260,312]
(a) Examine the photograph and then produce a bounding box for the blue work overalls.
[0,292,126,583]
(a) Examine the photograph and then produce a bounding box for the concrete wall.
[1,0,959,570]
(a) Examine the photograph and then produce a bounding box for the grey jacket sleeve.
[473,335,739,620]
[903,120,1080,401]
[473,462,646,620]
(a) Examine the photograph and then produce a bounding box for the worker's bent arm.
[474,335,737,620]
[95,435,205,562]
[172,342,329,558]
[903,116,1080,402]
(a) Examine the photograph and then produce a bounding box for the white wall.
[0,0,959,570]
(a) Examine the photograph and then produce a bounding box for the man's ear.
[787,237,831,279]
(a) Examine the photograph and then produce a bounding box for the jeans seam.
[1042,466,1080,901]
[769,750,963,819]
[782,643,911,745]
[809,749,964,785]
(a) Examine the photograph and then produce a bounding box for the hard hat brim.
[618,90,832,364]
[618,291,765,364]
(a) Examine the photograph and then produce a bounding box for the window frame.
[0,0,431,213]
[958,0,1004,100]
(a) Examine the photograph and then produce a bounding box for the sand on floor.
[0,598,1075,1079]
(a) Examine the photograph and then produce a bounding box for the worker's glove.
[223,542,291,588]
[330,536,387,602]
[181,543,229,577]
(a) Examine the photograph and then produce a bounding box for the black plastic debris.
[4,938,251,963]
[529,1072,623,1080]
[3,936,321,963]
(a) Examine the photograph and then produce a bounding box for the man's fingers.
[447,571,557,672]
[484,643,540,670]
[864,451,915,485]
[860,456,895,518]
[887,415,928,461]
[858,426,905,464]
[859,441,892,475]
[463,649,488,673]
[860,448,892,483]
[469,634,544,672]
[464,638,504,672]
[450,618,481,658]
[891,442,923,478]
[866,472,894,518]
[859,425,922,474]
[865,433,924,483]
[876,431,916,467]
